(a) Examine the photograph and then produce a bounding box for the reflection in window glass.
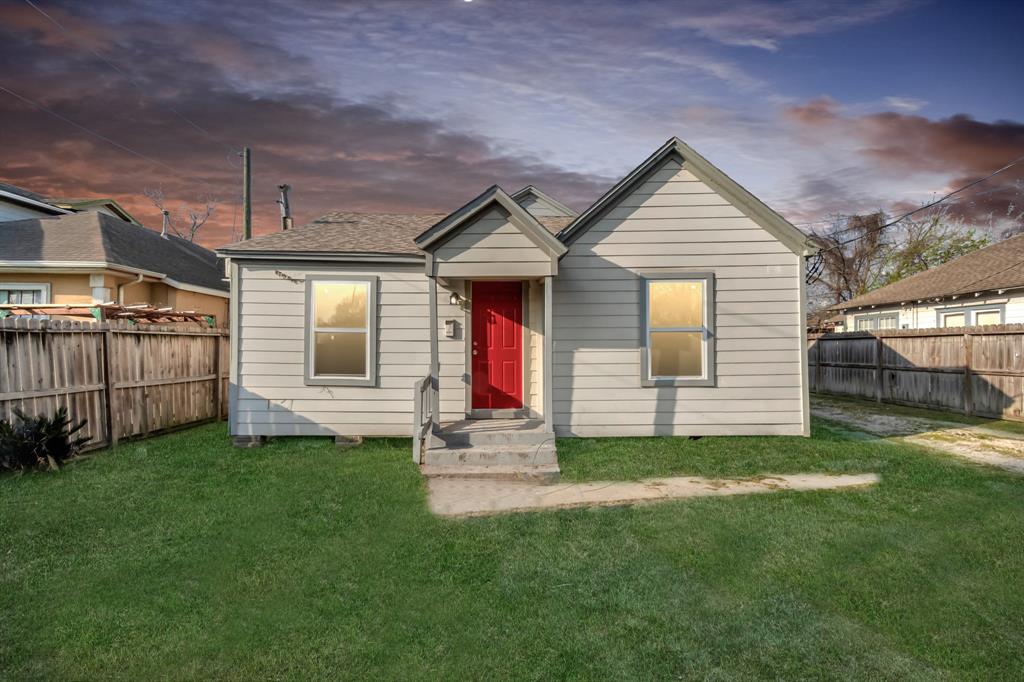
[649,281,703,328]
[647,279,706,379]
[650,331,702,377]
[942,313,965,328]
[311,281,370,378]
[315,282,367,328]
[314,332,367,376]
[975,310,1001,326]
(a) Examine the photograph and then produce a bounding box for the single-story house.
[0,211,228,320]
[217,138,813,467]
[831,233,1024,330]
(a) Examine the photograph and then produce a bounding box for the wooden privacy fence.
[808,324,1024,421]
[0,318,229,450]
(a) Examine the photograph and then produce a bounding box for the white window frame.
[640,272,715,387]
[0,282,50,305]
[852,312,898,331]
[303,276,378,387]
[935,303,1005,328]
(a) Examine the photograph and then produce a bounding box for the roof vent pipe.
[160,210,170,238]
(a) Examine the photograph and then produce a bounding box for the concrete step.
[424,441,558,467]
[420,463,560,484]
[432,420,553,448]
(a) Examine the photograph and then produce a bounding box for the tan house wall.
[1,270,227,319]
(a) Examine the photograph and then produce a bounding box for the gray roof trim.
[414,185,568,257]
[557,137,812,256]
[0,188,69,215]
[217,250,425,264]
[509,185,578,217]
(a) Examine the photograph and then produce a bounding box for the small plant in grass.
[0,407,89,471]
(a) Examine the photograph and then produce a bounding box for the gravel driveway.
[812,395,1024,474]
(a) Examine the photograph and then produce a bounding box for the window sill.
[641,377,716,388]
[304,376,376,387]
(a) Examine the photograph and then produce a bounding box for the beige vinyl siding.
[553,156,805,437]
[234,263,467,437]
[433,207,553,278]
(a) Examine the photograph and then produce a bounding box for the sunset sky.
[1,0,1022,247]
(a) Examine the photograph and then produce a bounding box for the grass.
[3,421,1024,680]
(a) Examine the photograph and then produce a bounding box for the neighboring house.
[218,137,812,455]
[0,182,70,221]
[831,233,1024,331]
[0,211,228,320]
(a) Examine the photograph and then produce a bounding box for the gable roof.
[556,137,811,256]
[48,197,141,225]
[414,185,568,257]
[509,185,578,217]
[217,211,573,259]
[832,233,1024,311]
[0,211,227,294]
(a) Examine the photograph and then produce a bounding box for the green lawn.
[3,421,1024,680]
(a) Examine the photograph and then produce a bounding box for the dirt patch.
[812,397,1024,475]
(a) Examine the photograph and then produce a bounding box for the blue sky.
[1,0,1021,244]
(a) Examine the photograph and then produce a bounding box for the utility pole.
[277,184,293,231]
[242,146,252,240]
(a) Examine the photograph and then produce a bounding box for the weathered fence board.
[809,324,1024,421]
[0,318,229,450]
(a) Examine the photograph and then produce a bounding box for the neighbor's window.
[305,277,377,386]
[0,284,48,305]
[642,274,714,387]
[974,309,1002,326]
[941,312,966,328]
[853,313,898,331]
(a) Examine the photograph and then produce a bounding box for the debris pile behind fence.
[0,318,229,449]
[808,325,1024,422]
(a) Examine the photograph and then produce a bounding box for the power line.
[22,0,239,155]
[808,153,1024,255]
[0,82,213,187]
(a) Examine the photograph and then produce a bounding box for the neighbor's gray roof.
[219,211,575,256]
[0,181,50,203]
[833,233,1024,311]
[0,211,227,292]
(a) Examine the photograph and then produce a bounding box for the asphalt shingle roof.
[0,211,227,292]
[833,233,1024,310]
[219,211,575,255]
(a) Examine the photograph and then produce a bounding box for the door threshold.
[468,409,529,420]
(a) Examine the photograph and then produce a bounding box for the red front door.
[471,281,523,410]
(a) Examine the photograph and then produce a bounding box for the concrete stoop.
[421,419,559,483]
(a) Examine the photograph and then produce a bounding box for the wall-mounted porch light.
[449,291,462,306]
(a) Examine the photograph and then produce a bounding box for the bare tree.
[808,209,992,311]
[143,187,218,242]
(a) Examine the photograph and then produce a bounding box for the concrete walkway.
[426,473,880,517]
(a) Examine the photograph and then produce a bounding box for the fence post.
[101,325,119,447]
[963,332,974,416]
[213,332,224,421]
[875,335,884,403]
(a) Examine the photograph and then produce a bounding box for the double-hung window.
[305,276,377,386]
[641,273,715,387]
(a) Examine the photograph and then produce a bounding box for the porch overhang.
[415,185,567,279]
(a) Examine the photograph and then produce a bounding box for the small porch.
[410,186,565,478]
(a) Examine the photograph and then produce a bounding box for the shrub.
[0,407,89,472]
